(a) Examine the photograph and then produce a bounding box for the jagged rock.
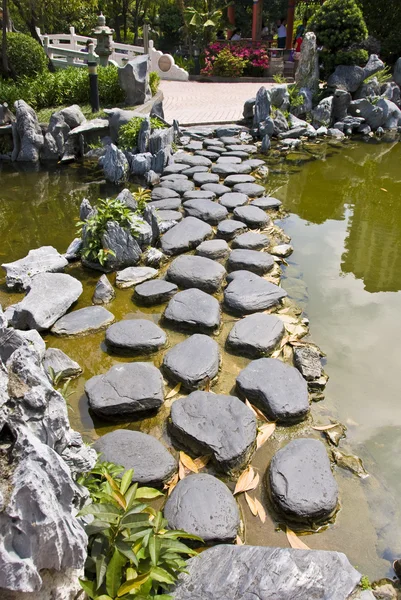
[149,127,174,154]
[348,99,384,130]
[2,246,68,290]
[224,270,287,314]
[328,55,384,93]
[129,152,152,175]
[295,32,319,92]
[253,87,271,130]
[261,134,271,153]
[162,334,220,390]
[332,90,351,123]
[92,274,115,305]
[184,199,228,225]
[142,247,166,267]
[217,219,248,240]
[293,345,322,381]
[377,98,401,128]
[137,117,151,153]
[51,306,114,336]
[105,319,167,353]
[363,54,385,80]
[196,239,230,260]
[134,279,177,305]
[79,198,94,221]
[103,143,129,184]
[273,109,289,135]
[290,87,313,118]
[43,348,82,379]
[41,111,70,161]
[65,238,82,261]
[59,105,86,129]
[312,96,333,128]
[13,100,44,162]
[160,217,212,256]
[354,77,380,100]
[270,85,290,111]
[164,288,220,334]
[118,55,151,105]
[243,97,256,120]
[101,221,142,270]
[167,255,226,294]
[394,57,401,87]
[227,313,284,358]
[381,81,401,105]
[0,328,46,363]
[116,266,158,289]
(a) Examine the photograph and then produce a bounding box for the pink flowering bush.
[202,41,270,76]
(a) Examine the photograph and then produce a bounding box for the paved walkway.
[160,80,275,126]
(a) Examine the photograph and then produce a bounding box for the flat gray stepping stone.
[195,150,220,160]
[269,438,339,521]
[217,219,248,240]
[226,144,257,153]
[233,205,269,228]
[233,183,265,197]
[207,146,227,155]
[134,280,178,305]
[224,174,256,187]
[193,172,219,185]
[242,159,265,168]
[227,249,274,276]
[227,313,285,358]
[219,136,241,144]
[236,357,309,423]
[116,266,158,289]
[149,197,182,210]
[183,190,216,201]
[217,156,242,164]
[162,334,220,390]
[159,179,195,194]
[232,232,269,250]
[170,391,256,471]
[151,187,180,201]
[201,183,231,196]
[160,173,188,181]
[164,473,240,543]
[105,319,167,353]
[224,271,287,314]
[251,196,282,210]
[156,210,183,222]
[43,347,82,379]
[93,430,177,487]
[162,163,189,175]
[86,362,164,418]
[3,245,68,290]
[211,163,252,176]
[164,288,220,334]
[167,255,226,293]
[175,153,212,167]
[219,192,248,210]
[196,239,230,260]
[184,199,228,225]
[224,150,250,158]
[51,306,114,336]
[185,141,203,151]
[161,217,212,256]
[182,165,209,177]
[204,138,224,147]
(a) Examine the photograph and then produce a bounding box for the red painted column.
[286,0,296,49]
[252,0,262,42]
[227,3,235,39]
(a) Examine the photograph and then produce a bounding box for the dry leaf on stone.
[286,527,310,550]
[178,461,186,480]
[332,449,369,478]
[279,335,290,349]
[164,473,179,496]
[256,422,276,448]
[234,466,260,495]
[193,455,211,470]
[166,382,182,399]
[245,399,268,423]
[282,344,294,363]
[245,492,258,516]
[254,497,266,523]
[179,451,199,473]
[270,348,282,359]
[236,535,244,545]
[312,423,339,431]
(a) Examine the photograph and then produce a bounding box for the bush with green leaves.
[207,47,248,78]
[77,460,202,600]
[118,117,166,150]
[149,72,161,97]
[6,32,48,79]
[309,0,368,53]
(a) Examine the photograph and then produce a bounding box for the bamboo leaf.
[120,469,134,495]
[256,422,276,448]
[166,382,181,399]
[245,399,268,423]
[312,423,339,431]
[117,573,150,597]
[106,549,126,598]
[236,535,244,545]
[179,451,199,473]
[234,466,260,495]
[254,497,266,523]
[135,487,163,500]
[193,455,210,470]
[245,492,258,516]
[286,527,310,550]
[178,460,187,480]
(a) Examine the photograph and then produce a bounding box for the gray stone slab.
[195,149,220,160]
[158,179,195,194]
[51,306,114,336]
[174,153,212,167]
[232,183,266,197]
[183,190,216,201]
[116,266,158,289]
[232,232,269,250]
[224,174,256,187]
[181,166,209,177]
[224,270,287,314]
[185,141,203,151]
[134,279,178,305]
[204,138,224,147]
[2,246,68,290]
[201,183,231,196]
[160,173,188,181]
[217,219,248,240]
[0,328,45,363]
[192,172,220,185]
[156,210,183,222]
[162,334,220,390]
[184,199,228,225]
[151,187,180,201]
[167,255,226,293]
[226,144,257,153]
[105,318,167,353]
[196,239,230,260]
[242,159,265,168]
[251,196,282,210]
[164,288,220,334]
[227,313,285,358]
[217,156,242,164]
[224,150,250,158]
[211,163,252,176]
[233,205,269,228]
[227,248,274,276]
[219,192,248,210]
[162,163,189,175]
[149,197,182,210]
[43,347,82,379]
[160,217,212,256]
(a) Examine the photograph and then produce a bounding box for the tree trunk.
[2,0,9,75]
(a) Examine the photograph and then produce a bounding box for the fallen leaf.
[179,451,199,473]
[254,497,266,523]
[279,335,290,349]
[270,349,282,359]
[245,492,258,516]
[282,344,294,363]
[236,535,244,545]
[277,314,299,325]
[164,473,179,495]
[178,461,186,480]
[205,379,211,392]
[166,382,181,399]
[312,423,339,431]
[286,527,310,550]
[234,466,260,495]
[245,399,269,423]
[256,422,276,448]
[332,449,369,478]
[193,455,211,470]
[380,187,388,192]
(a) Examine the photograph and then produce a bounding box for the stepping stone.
[85,362,164,419]
[227,249,274,275]
[269,438,339,521]
[175,153,212,167]
[233,205,269,228]
[157,210,183,222]
[219,192,248,211]
[233,183,265,197]
[219,136,241,144]
[183,190,216,201]
[92,274,115,305]
[3,245,68,290]
[204,139,224,147]
[43,347,82,379]
[224,174,256,187]
[105,319,167,354]
[195,150,220,160]
[164,473,240,543]
[167,255,226,294]
[162,334,220,390]
[170,391,256,471]
[134,279,178,305]
[182,165,209,177]
[51,306,114,336]
[185,141,203,151]
[211,163,252,176]
[196,239,230,260]
[271,244,293,258]
[193,172,219,185]
[232,232,270,250]
[242,159,265,168]
[184,199,228,225]
[217,219,248,240]
[226,144,257,153]
[161,217,212,256]
[224,150,250,159]
[164,288,220,334]
[160,173,188,181]
[208,146,228,155]
[226,313,285,358]
[294,346,322,381]
[149,198,182,210]
[158,179,195,194]
[236,357,309,423]
[162,163,189,175]
[10,273,83,332]
[201,183,231,196]
[224,270,287,314]
[93,430,177,487]
[116,266,158,289]
[251,196,282,210]
[151,187,180,201]
[217,156,242,164]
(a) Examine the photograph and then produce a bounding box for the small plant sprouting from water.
[48,367,74,411]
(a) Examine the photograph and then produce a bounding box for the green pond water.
[1,137,401,580]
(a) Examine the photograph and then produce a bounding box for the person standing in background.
[277,18,287,48]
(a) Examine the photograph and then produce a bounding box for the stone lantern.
[91,13,114,67]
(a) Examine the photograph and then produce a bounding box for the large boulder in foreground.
[2,246,68,290]
[10,273,83,331]
[171,545,361,600]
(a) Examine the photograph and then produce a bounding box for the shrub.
[98,65,125,105]
[309,0,368,53]
[203,46,247,77]
[118,116,166,150]
[149,71,161,96]
[202,42,269,77]
[77,459,201,599]
[6,32,48,79]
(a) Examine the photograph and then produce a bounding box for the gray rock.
[184,199,228,225]
[253,86,271,130]
[270,243,293,257]
[195,149,220,160]
[363,54,385,80]
[103,143,129,184]
[185,140,203,151]
[43,348,82,379]
[226,144,257,154]
[327,128,345,139]
[105,319,167,353]
[242,158,265,169]
[203,138,224,147]
[92,274,115,305]
[290,87,313,118]
[0,328,46,363]
[13,100,44,162]
[215,125,243,137]
[160,174,188,181]
[2,246,68,290]
[149,127,174,154]
[224,270,287,314]
[151,146,170,175]
[101,221,142,270]
[232,183,265,198]
[183,190,216,201]
[116,266,158,289]
[161,217,212,255]
[381,81,400,104]
[174,153,212,167]
[224,174,255,187]
[357,123,372,135]
[219,192,248,210]
[86,362,164,418]
[227,248,274,276]
[270,85,290,111]
[143,205,160,245]
[181,165,209,177]
[294,346,322,380]
[162,163,189,175]
[79,198,93,221]
[143,247,166,268]
[41,111,70,161]
[394,57,401,87]
[217,219,248,240]
[295,32,319,92]
[233,205,269,228]
[377,98,401,128]
[129,151,152,175]
[192,172,219,185]
[167,254,226,294]
[279,126,307,139]
[164,288,220,334]
[201,183,231,196]
[196,239,230,260]
[332,89,351,123]
[269,438,339,521]
[157,210,182,222]
[51,306,114,336]
[227,313,284,358]
[232,232,269,250]
[151,186,180,201]
[118,55,151,106]
[149,197,181,210]
[94,430,177,487]
[354,77,380,100]
[251,196,282,210]
[312,96,333,128]
[170,391,256,471]
[137,116,150,152]
[211,163,252,176]
[224,150,250,158]
[65,238,82,261]
[162,334,220,390]
[243,97,256,120]
[327,65,365,93]
[158,179,195,194]
[273,109,289,135]
[171,545,361,600]
[348,99,384,130]
[217,155,242,164]
[10,273,83,331]
[134,279,177,305]
[259,118,275,139]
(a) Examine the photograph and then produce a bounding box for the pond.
[1,137,400,581]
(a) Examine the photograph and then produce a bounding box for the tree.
[2,0,10,75]
[358,0,401,63]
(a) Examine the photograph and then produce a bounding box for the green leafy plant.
[78,460,202,600]
[47,367,75,411]
[135,188,151,213]
[273,73,286,84]
[173,56,195,74]
[185,1,223,46]
[288,84,304,108]
[118,117,166,150]
[364,64,392,85]
[360,575,371,590]
[149,72,161,97]
[6,32,48,79]
[208,46,247,77]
